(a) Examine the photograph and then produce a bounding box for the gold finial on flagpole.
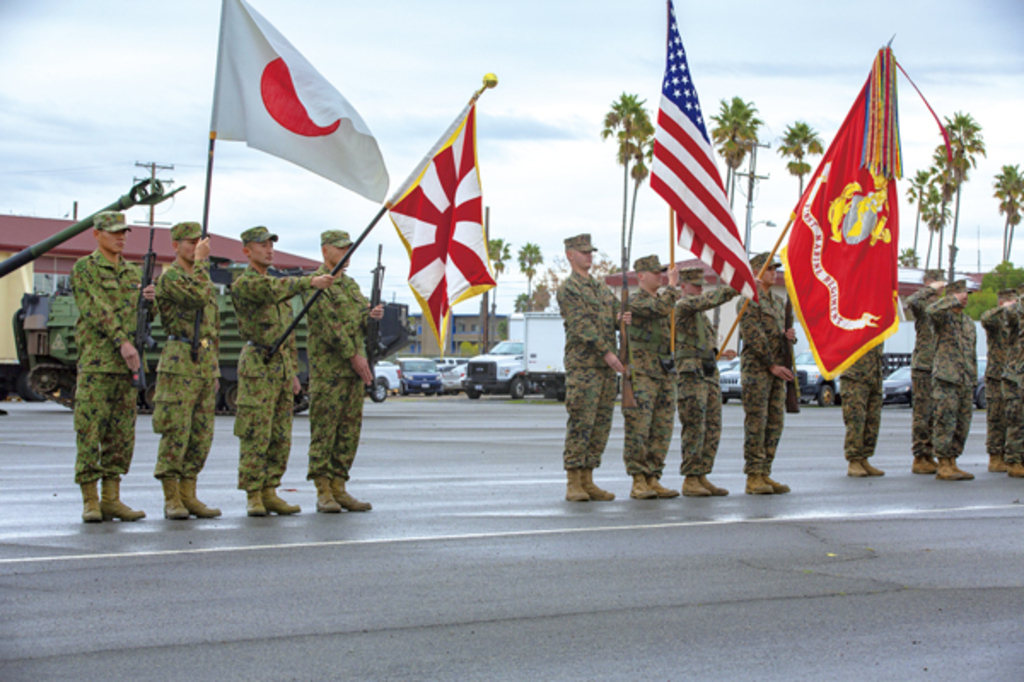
[471,74,499,103]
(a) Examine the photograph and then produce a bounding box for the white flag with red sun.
[388,104,495,351]
[210,0,388,202]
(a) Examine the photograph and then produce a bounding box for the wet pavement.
[1,397,1022,681]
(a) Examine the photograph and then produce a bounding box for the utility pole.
[479,206,491,353]
[733,142,770,255]
[134,161,174,226]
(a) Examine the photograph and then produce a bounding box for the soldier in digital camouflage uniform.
[557,234,624,502]
[904,269,945,474]
[980,289,1016,473]
[151,221,221,520]
[840,345,885,477]
[927,279,977,481]
[232,226,334,516]
[622,255,680,500]
[304,230,383,514]
[738,252,796,495]
[70,211,154,522]
[674,266,738,497]
[1001,284,1024,478]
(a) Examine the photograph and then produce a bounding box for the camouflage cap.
[749,252,779,272]
[998,288,1017,301]
[564,233,596,253]
[679,266,706,285]
[240,226,278,244]
[946,279,968,294]
[633,254,667,273]
[321,230,352,248]
[93,211,130,233]
[170,221,202,241]
[923,268,945,283]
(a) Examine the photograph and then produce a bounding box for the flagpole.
[190,132,218,362]
[716,213,796,360]
[669,208,676,355]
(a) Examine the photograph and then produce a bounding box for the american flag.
[650,0,758,301]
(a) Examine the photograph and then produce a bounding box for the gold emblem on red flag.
[827,172,891,247]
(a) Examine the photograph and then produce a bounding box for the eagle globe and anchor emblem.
[827,170,892,247]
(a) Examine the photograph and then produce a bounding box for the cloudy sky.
[1,0,1022,315]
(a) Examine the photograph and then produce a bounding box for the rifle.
[364,245,386,392]
[133,226,158,391]
[619,260,637,408]
[783,298,800,414]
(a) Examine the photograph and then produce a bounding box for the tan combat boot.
[989,456,1009,473]
[646,475,680,498]
[1007,462,1024,478]
[314,476,342,513]
[330,478,372,512]
[246,490,267,517]
[699,475,729,496]
[581,469,615,501]
[161,479,189,520]
[950,459,975,480]
[763,475,791,494]
[745,474,773,495]
[681,475,711,497]
[935,457,967,481]
[179,478,221,518]
[565,469,589,502]
[80,481,102,523]
[100,478,146,521]
[912,455,938,474]
[847,459,869,477]
[861,459,885,476]
[262,487,301,515]
[629,474,657,499]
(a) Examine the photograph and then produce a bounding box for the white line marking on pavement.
[0,503,1019,566]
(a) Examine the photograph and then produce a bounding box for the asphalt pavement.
[1,396,1022,681]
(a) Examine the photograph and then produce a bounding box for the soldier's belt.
[167,334,210,349]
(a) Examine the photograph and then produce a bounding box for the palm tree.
[488,238,511,281]
[626,131,654,264]
[942,112,986,280]
[898,248,919,268]
[602,93,652,274]
[930,148,956,271]
[777,121,824,199]
[922,183,949,270]
[709,97,763,206]
[906,169,932,257]
[994,165,1023,262]
[517,242,543,309]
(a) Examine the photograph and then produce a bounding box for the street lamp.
[746,220,777,255]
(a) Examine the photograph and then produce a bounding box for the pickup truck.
[371,361,401,403]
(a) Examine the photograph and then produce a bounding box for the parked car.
[796,350,841,406]
[975,357,987,409]
[371,361,401,403]
[433,357,468,371]
[398,358,443,396]
[882,365,913,405]
[440,363,468,395]
[719,360,742,403]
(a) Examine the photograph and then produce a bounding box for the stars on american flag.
[660,9,708,140]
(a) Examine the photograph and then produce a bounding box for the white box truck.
[464,312,566,400]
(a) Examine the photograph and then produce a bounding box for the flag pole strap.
[717,213,796,360]
[669,208,676,355]
[265,203,389,361]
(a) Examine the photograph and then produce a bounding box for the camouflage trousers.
[74,371,137,485]
[1002,378,1022,465]
[985,376,1006,458]
[676,369,720,476]
[931,378,973,460]
[234,374,294,492]
[622,370,676,477]
[841,374,882,461]
[562,366,617,470]
[152,373,215,480]
[911,369,934,459]
[741,367,785,475]
[307,375,364,481]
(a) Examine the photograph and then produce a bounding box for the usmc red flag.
[782,48,902,379]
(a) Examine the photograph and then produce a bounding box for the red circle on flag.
[260,58,340,137]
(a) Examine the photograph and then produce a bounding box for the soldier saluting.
[231,226,334,516]
[151,221,221,519]
[71,211,154,522]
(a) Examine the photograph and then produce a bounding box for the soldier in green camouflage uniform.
[70,211,153,522]
[738,252,796,495]
[674,267,738,497]
[841,345,885,477]
[623,255,680,500]
[1001,284,1024,478]
[152,221,221,520]
[905,269,945,473]
[980,289,1015,473]
[232,226,335,516]
[557,234,623,502]
[304,230,383,514]
[927,279,977,481]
